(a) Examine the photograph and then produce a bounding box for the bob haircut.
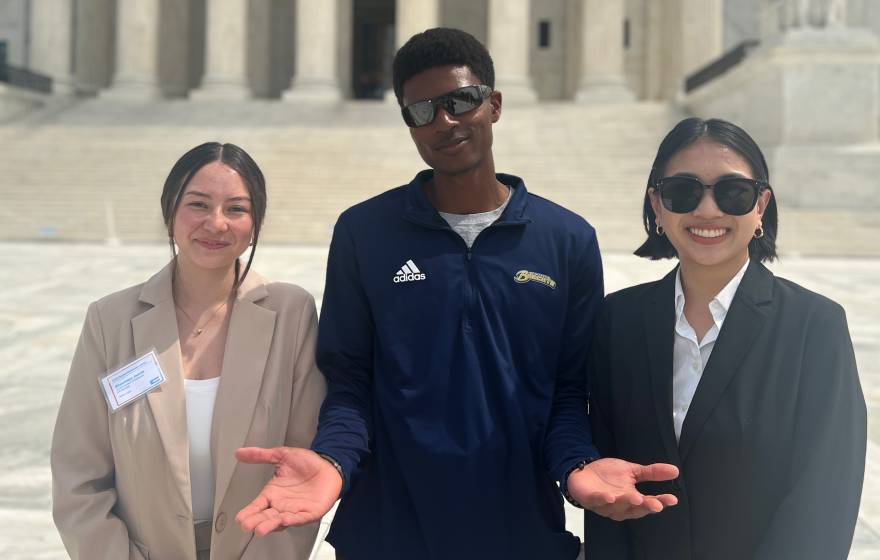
[634,117,778,262]
[160,142,267,287]
[392,27,495,107]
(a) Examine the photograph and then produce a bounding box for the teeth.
[689,227,726,238]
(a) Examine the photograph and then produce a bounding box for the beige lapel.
[211,271,276,509]
[131,262,192,510]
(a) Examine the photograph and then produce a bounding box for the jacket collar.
[132,261,275,512]
[677,260,773,461]
[643,260,775,466]
[402,169,532,229]
[643,266,683,467]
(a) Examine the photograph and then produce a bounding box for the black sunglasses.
[655,176,769,216]
[401,85,493,128]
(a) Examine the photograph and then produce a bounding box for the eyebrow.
[183,190,251,202]
[670,172,750,181]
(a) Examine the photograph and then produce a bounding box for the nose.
[692,187,724,218]
[433,106,458,130]
[203,207,228,232]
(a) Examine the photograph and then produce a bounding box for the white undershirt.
[672,260,749,441]
[184,376,220,523]
[438,187,512,248]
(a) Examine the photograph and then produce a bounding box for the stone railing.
[684,39,761,94]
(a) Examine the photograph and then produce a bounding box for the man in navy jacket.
[236,28,678,559]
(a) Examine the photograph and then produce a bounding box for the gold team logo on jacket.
[514,270,557,290]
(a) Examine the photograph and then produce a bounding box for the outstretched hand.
[567,458,679,521]
[234,447,343,536]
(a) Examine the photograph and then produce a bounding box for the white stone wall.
[0,0,28,67]
[530,0,568,100]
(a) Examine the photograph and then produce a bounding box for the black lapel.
[678,261,774,462]
[643,267,682,466]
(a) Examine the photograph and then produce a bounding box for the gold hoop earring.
[754,225,764,239]
[655,225,665,236]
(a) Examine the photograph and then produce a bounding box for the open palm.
[568,457,679,521]
[234,447,343,536]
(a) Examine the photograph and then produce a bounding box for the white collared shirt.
[671,260,749,441]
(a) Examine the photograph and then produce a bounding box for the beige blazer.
[51,262,326,560]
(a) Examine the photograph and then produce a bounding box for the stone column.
[29,0,75,95]
[488,0,537,102]
[396,0,439,48]
[680,0,724,76]
[192,0,251,100]
[576,0,634,102]
[106,0,163,98]
[382,0,439,102]
[284,0,341,101]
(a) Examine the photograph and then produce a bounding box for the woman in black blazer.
[585,118,866,559]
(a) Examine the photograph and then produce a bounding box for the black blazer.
[585,261,866,560]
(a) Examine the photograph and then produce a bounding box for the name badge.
[99,349,167,412]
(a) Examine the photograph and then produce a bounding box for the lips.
[195,239,231,250]
[686,226,730,245]
[688,227,726,238]
[433,135,469,151]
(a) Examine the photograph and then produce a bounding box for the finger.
[581,491,616,509]
[280,510,320,527]
[253,515,283,537]
[239,509,278,533]
[634,462,679,483]
[235,496,269,531]
[639,496,665,513]
[235,447,280,465]
[654,493,678,507]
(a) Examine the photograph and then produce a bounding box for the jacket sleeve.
[285,293,327,448]
[310,216,374,494]
[51,302,146,560]
[754,302,866,560]
[584,301,631,558]
[544,229,603,486]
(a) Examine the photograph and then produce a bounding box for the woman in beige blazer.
[51,142,326,560]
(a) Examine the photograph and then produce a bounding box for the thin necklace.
[175,298,229,337]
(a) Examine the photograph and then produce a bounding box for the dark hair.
[392,27,495,106]
[635,117,778,262]
[160,142,267,288]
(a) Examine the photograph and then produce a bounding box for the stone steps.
[1,98,876,255]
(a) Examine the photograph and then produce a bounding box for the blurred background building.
[0,0,878,254]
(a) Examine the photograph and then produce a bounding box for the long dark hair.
[634,117,778,262]
[160,142,267,287]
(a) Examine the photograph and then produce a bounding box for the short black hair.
[392,27,494,106]
[160,142,267,287]
[635,117,779,262]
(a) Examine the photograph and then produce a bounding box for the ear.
[648,188,663,227]
[489,90,502,123]
[755,187,772,218]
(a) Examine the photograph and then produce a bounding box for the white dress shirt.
[672,260,749,441]
[184,376,220,523]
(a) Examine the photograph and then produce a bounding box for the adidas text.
[393,259,427,283]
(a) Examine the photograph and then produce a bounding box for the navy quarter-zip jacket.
[312,170,603,559]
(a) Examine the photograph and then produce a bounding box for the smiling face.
[172,161,254,273]
[649,138,771,274]
[402,65,501,177]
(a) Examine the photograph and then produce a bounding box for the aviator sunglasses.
[654,175,769,216]
[402,84,494,128]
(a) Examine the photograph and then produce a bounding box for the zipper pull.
[466,249,473,261]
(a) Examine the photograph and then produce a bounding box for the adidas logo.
[393,259,427,283]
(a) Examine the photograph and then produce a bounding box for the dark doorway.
[0,41,7,82]
[352,0,394,99]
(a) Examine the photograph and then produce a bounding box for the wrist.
[317,452,345,485]
[562,456,599,508]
